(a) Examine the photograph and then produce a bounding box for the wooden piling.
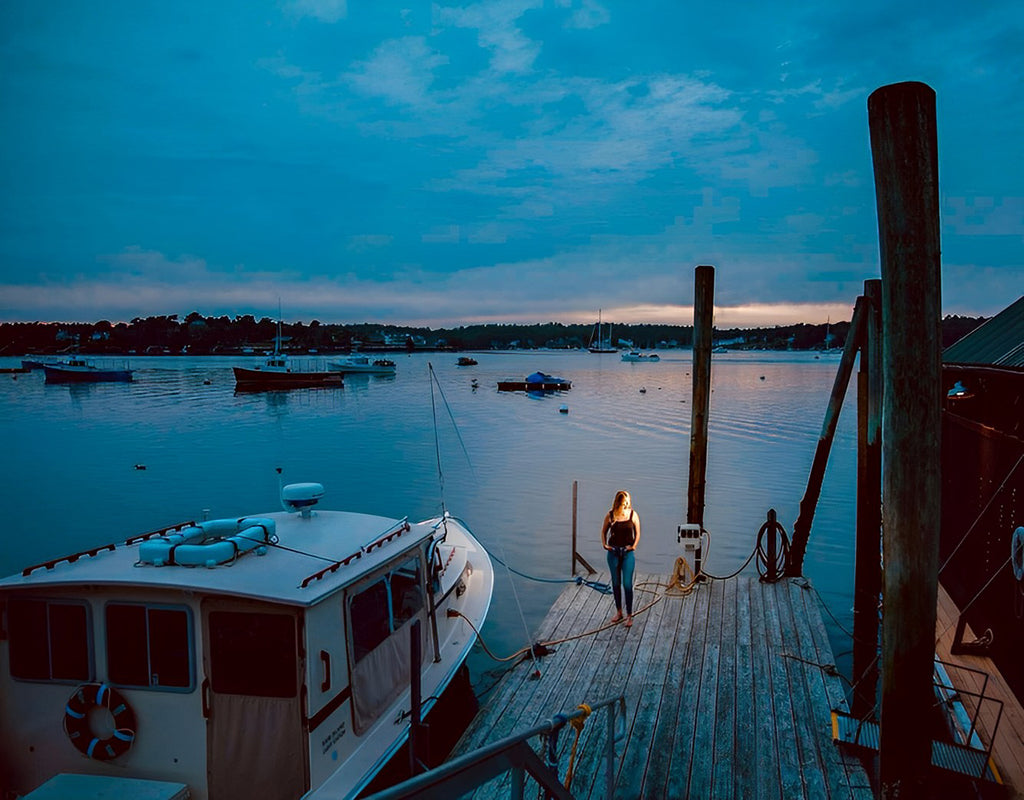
[687,265,714,528]
[868,81,943,797]
[571,480,595,576]
[571,480,578,576]
[786,296,867,576]
[852,279,882,718]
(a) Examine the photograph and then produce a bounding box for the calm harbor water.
[0,350,858,690]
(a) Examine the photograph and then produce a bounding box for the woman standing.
[601,490,641,627]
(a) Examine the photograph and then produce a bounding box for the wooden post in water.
[852,279,883,718]
[869,81,943,797]
[786,296,867,576]
[687,265,714,529]
[571,480,578,576]
[570,480,595,576]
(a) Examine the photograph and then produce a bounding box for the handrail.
[933,658,1004,775]
[362,693,627,800]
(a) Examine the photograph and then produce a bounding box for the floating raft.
[496,380,572,392]
[453,574,873,799]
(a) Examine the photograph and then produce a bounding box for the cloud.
[285,0,348,23]
[434,0,544,74]
[563,0,610,30]
[346,36,450,107]
[945,196,1024,237]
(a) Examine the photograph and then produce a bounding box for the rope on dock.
[563,703,591,790]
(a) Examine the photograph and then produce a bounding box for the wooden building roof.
[943,295,1024,368]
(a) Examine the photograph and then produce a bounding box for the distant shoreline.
[0,313,987,357]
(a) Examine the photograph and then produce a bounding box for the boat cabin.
[0,484,493,800]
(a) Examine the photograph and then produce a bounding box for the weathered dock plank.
[452,574,871,800]
[793,580,875,798]
[639,580,697,800]
[665,578,712,800]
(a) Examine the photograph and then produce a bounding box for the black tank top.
[607,513,636,548]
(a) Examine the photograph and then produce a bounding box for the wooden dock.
[452,573,874,799]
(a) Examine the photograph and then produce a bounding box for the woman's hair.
[611,490,631,515]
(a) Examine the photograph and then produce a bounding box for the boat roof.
[0,510,446,607]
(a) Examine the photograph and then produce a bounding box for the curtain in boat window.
[348,555,427,734]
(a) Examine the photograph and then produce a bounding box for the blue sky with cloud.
[1,0,1021,326]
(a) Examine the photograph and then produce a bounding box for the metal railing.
[362,693,627,800]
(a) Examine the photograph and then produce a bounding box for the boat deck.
[453,573,873,799]
[935,582,1024,798]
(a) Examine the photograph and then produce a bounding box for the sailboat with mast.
[588,309,617,353]
[233,308,344,390]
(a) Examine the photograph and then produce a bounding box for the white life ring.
[1011,526,1024,582]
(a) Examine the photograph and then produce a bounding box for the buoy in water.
[134,464,147,470]
[559,404,569,414]
[639,387,646,393]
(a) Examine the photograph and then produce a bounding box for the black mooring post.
[869,81,943,799]
[765,509,778,582]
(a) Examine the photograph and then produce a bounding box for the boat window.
[349,555,423,666]
[106,603,192,690]
[8,597,91,682]
[208,611,296,698]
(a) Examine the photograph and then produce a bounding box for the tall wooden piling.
[687,265,714,528]
[852,278,882,717]
[868,81,943,797]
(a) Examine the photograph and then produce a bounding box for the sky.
[1,1,1021,328]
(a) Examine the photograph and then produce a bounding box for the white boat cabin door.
[201,599,309,800]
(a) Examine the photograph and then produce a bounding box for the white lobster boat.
[0,482,493,800]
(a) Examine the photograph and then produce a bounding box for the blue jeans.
[606,547,635,615]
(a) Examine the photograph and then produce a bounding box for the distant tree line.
[0,312,988,355]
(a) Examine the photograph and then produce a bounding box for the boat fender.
[1012,527,1024,582]
[139,517,275,566]
[63,683,136,760]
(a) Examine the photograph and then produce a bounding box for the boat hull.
[497,380,572,392]
[232,366,343,389]
[326,358,397,375]
[42,365,133,382]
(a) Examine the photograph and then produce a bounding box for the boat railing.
[22,520,195,576]
[361,693,626,800]
[299,518,411,588]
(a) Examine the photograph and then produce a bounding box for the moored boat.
[326,355,397,375]
[456,356,478,366]
[497,371,571,392]
[233,356,344,390]
[621,350,660,362]
[42,357,133,383]
[588,309,616,353]
[0,481,493,800]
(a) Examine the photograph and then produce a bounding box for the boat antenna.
[276,298,283,356]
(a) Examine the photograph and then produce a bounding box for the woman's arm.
[601,513,612,550]
[629,511,641,550]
